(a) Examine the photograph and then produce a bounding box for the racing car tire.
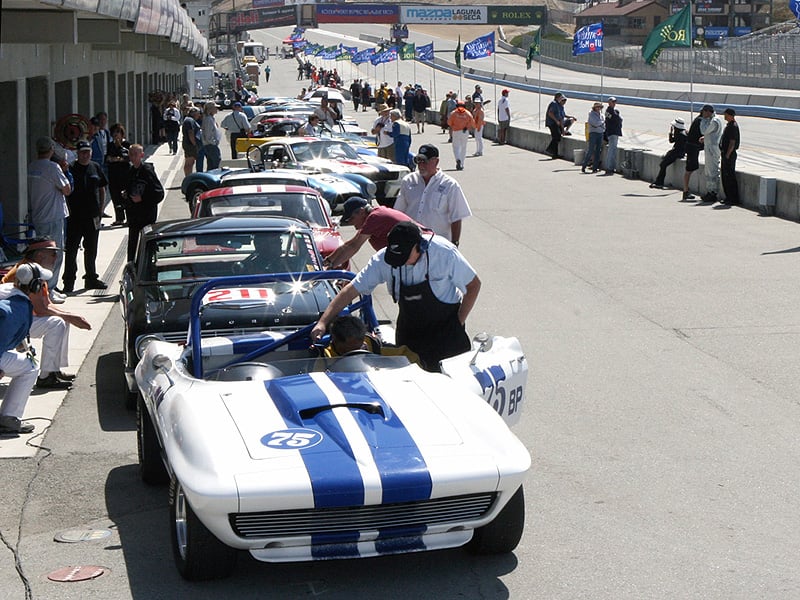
[137,393,169,485]
[187,184,207,216]
[169,476,238,580]
[466,486,525,555]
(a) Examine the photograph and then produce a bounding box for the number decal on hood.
[261,428,323,449]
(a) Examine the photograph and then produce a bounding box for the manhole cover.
[47,565,106,582]
[54,529,113,543]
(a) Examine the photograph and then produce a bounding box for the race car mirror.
[469,331,493,365]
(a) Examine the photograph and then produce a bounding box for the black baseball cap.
[384,221,422,267]
[340,197,368,224]
[415,144,439,160]
[76,140,92,151]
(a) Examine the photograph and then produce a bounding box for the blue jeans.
[605,134,619,173]
[203,144,220,170]
[583,132,604,171]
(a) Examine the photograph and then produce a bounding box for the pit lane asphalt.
[4,49,800,599]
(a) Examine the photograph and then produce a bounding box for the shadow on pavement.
[96,351,135,432]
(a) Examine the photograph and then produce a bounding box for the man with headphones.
[2,237,91,389]
[0,263,44,435]
[311,221,481,371]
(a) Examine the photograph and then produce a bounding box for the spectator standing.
[372,104,394,162]
[699,104,723,203]
[472,100,486,157]
[350,79,362,111]
[64,141,107,293]
[388,109,413,169]
[181,108,201,176]
[719,108,740,206]
[582,102,605,174]
[0,263,42,435]
[323,197,421,269]
[403,85,415,121]
[125,144,164,262]
[313,96,340,129]
[650,118,687,189]
[27,137,71,300]
[201,102,222,170]
[604,97,623,175]
[439,92,452,135]
[472,85,484,104]
[412,87,430,134]
[361,82,372,112]
[544,92,566,158]
[311,221,481,372]
[683,112,704,201]
[162,100,182,155]
[447,100,476,171]
[221,102,251,159]
[105,123,131,225]
[394,144,472,244]
[150,98,164,145]
[496,89,511,144]
[2,238,91,389]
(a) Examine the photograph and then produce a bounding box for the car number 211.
[261,428,324,449]
[473,365,524,418]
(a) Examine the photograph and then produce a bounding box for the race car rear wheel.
[137,393,169,485]
[187,184,207,216]
[466,486,525,555]
[169,476,237,580]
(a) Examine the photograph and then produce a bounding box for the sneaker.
[0,415,34,435]
[85,278,108,290]
[649,183,659,189]
[36,373,73,390]
[62,281,75,294]
[50,291,66,304]
[682,192,695,201]
[563,131,572,136]
[56,371,76,382]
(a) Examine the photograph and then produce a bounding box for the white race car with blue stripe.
[135,272,530,580]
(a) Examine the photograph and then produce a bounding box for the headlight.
[136,334,165,359]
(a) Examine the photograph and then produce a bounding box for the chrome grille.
[230,493,496,539]
[159,327,280,343]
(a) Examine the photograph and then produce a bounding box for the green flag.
[335,50,351,61]
[526,29,541,70]
[641,5,691,65]
[455,36,461,69]
[400,42,416,61]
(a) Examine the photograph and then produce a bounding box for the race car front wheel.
[169,476,237,580]
[466,486,525,555]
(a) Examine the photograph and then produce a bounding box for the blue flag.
[464,32,495,60]
[573,23,604,56]
[791,0,800,19]
[370,46,398,65]
[352,48,374,64]
[416,42,434,61]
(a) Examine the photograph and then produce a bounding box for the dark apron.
[394,254,470,371]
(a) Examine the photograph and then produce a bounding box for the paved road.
[3,35,800,599]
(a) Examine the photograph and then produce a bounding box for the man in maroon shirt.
[323,197,423,270]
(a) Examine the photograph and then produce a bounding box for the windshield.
[143,230,321,285]
[293,140,360,162]
[201,193,328,227]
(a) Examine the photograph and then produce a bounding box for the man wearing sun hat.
[311,220,481,371]
[650,117,688,190]
[582,101,605,173]
[371,103,394,161]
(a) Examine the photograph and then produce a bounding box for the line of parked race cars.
[121,96,532,581]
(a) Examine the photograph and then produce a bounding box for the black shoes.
[581,166,587,173]
[0,416,34,435]
[85,278,108,290]
[62,281,74,294]
[455,160,463,171]
[56,371,76,381]
[36,372,73,390]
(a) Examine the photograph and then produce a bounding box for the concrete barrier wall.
[426,108,800,222]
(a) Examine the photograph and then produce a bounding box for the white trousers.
[452,129,469,164]
[0,350,40,418]
[29,316,69,377]
[475,126,484,155]
[704,147,721,194]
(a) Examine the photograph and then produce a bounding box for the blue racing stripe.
[264,376,365,509]
[326,373,433,505]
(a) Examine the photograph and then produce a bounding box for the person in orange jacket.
[447,100,476,171]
